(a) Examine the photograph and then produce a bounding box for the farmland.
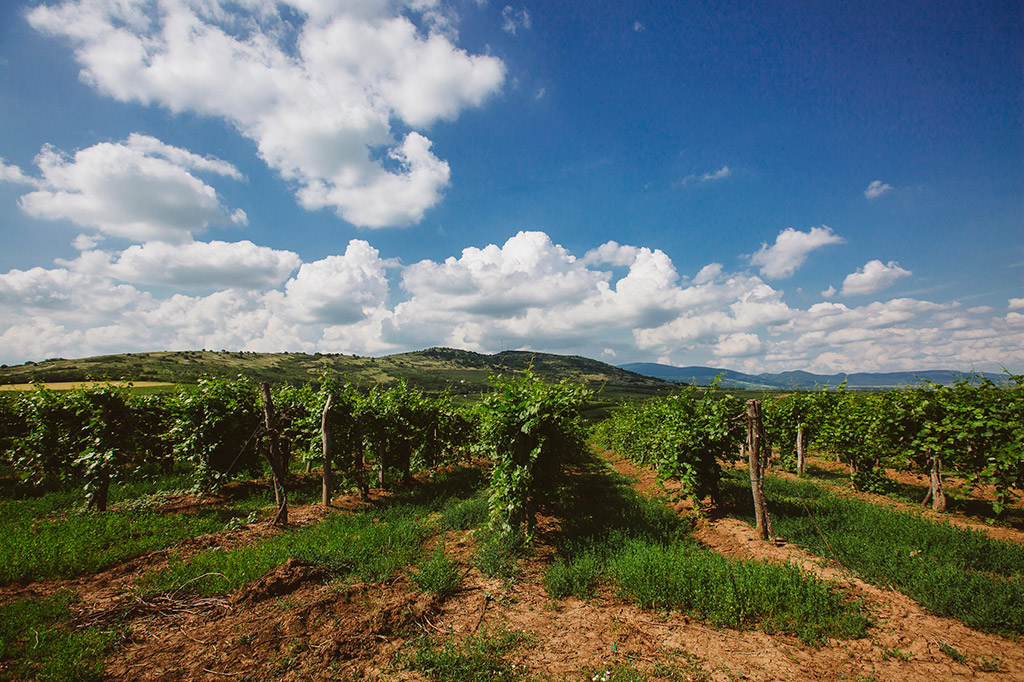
[1,362,1022,681]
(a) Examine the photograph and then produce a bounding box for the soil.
[5,456,1024,682]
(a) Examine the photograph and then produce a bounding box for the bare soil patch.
[5,459,1023,682]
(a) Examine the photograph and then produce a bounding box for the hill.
[619,362,1009,389]
[0,348,672,400]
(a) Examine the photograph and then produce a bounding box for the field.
[2,368,1022,681]
[2,447,1022,682]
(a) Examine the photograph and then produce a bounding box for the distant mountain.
[619,363,1008,389]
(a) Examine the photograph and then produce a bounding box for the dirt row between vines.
[6,456,1023,682]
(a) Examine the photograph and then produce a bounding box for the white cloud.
[864,180,893,199]
[108,240,301,290]
[632,21,645,32]
[14,135,244,243]
[72,233,102,251]
[841,260,912,296]
[0,158,38,186]
[714,332,762,358]
[29,0,505,229]
[275,240,390,324]
[748,226,844,279]
[501,6,531,34]
[682,165,730,186]
[1009,298,1024,310]
[821,285,836,299]
[1,230,1021,374]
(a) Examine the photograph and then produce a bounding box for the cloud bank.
[2,229,1020,373]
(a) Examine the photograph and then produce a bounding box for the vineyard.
[1,371,1023,681]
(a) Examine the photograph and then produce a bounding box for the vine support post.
[922,449,947,512]
[321,393,333,507]
[746,399,773,541]
[259,382,288,526]
[796,426,805,477]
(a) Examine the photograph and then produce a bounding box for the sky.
[0,0,1021,374]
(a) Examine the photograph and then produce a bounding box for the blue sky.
[0,0,1021,372]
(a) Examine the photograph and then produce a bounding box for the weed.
[0,590,118,682]
[880,646,911,662]
[940,643,967,664]
[474,528,528,581]
[440,493,489,531]
[410,545,462,598]
[396,628,539,681]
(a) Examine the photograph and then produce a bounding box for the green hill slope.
[0,348,671,401]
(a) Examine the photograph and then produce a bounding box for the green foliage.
[168,375,263,487]
[0,590,118,682]
[479,371,591,536]
[592,382,743,508]
[396,629,540,682]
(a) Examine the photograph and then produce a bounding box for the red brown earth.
[4,454,1023,682]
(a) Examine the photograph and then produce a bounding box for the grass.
[0,507,226,585]
[541,453,870,645]
[0,590,118,682]
[410,544,462,597]
[142,465,488,595]
[719,470,1024,636]
[142,504,428,595]
[396,628,541,681]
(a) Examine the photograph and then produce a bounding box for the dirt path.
[604,451,1024,682]
[7,459,1023,682]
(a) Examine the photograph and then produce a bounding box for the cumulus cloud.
[864,180,893,199]
[275,240,390,324]
[748,226,844,279]
[1,230,1020,374]
[501,6,531,34]
[13,135,244,243]
[841,260,912,296]
[633,21,645,32]
[108,240,301,290]
[29,0,505,228]
[1009,298,1024,310]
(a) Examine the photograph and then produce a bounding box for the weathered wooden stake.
[796,426,805,477]
[922,450,947,512]
[746,399,773,541]
[321,393,333,507]
[259,382,288,525]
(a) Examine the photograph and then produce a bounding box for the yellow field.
[0,381,175,391]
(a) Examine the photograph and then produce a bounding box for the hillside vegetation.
[0,348,671,401]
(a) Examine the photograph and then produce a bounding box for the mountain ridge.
[619,362,1011,389]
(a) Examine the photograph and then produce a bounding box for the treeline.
[593,374,1024,515]
[0,372,591,537]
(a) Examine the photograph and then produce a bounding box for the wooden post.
[746,399,772,541]
[321,393,333,507]
[796,426,805,477]
[929,451,946,512]
[260,382,288,525]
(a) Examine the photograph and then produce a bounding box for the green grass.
[439,492,490,530]
[0,508,226,585]
[0,590,118,682]
[542,454,869,644]
[141,504,428,595]
[410,544,462,597]
[396,628,540,681]
[720,470,1024,636]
